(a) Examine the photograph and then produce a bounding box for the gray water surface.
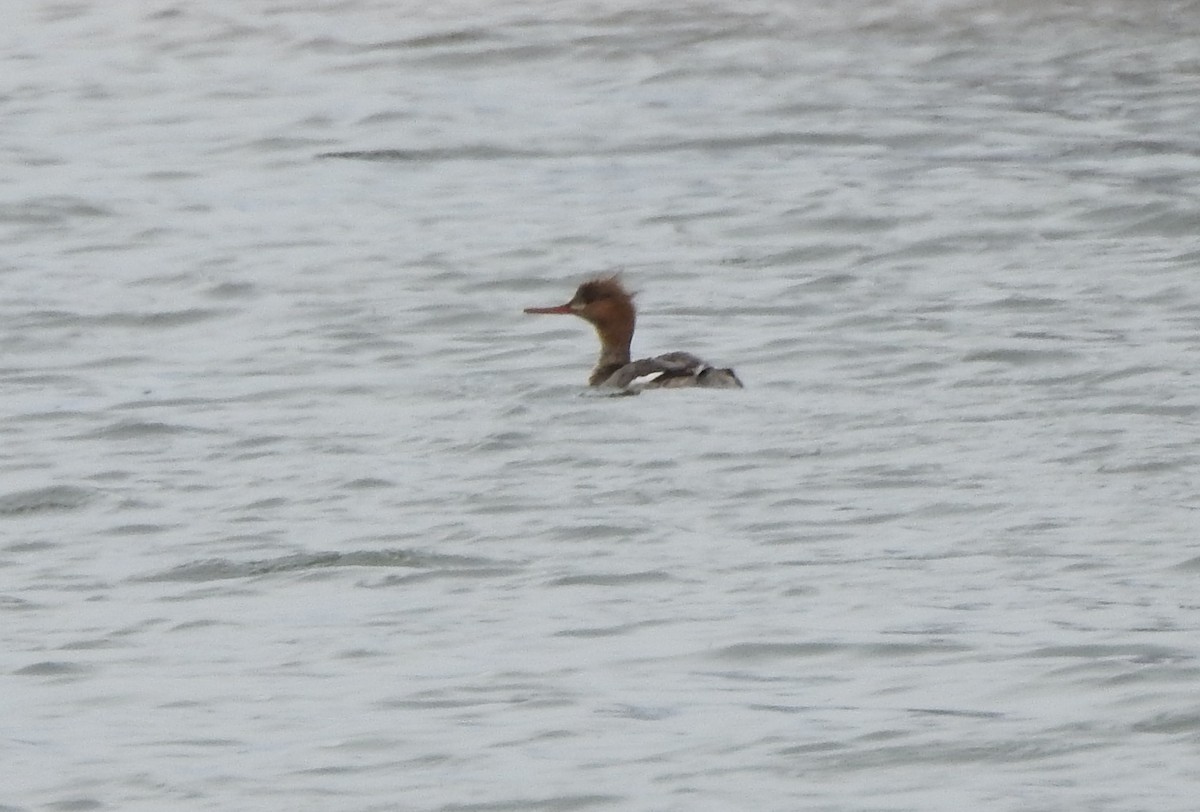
[4,2,1200,810]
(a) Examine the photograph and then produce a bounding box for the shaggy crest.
[573,276,634,307]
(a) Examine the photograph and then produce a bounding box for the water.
[4,1,1200,809]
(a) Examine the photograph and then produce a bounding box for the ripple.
[1132,711,1200,734]
[1027,644,1189,664]
[962,347,1081,365]
[714,642,844,660]
[0,485,92,516]
[137,548,506,582]
[437,795,621,811]
[79,420,204,440]
[0,196,112,224]
[92,308,226,328]
[548,570,672,587]
[205,281,257,299]
[13,660,92,677]
[319,146,544,162]
[14,308,224,330]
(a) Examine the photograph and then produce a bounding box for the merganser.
[524,276,743,390]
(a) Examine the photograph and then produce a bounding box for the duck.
[524,276,743,390]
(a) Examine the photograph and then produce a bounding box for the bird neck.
[589,316,634,386]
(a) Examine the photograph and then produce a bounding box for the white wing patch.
[629,371,666,387]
